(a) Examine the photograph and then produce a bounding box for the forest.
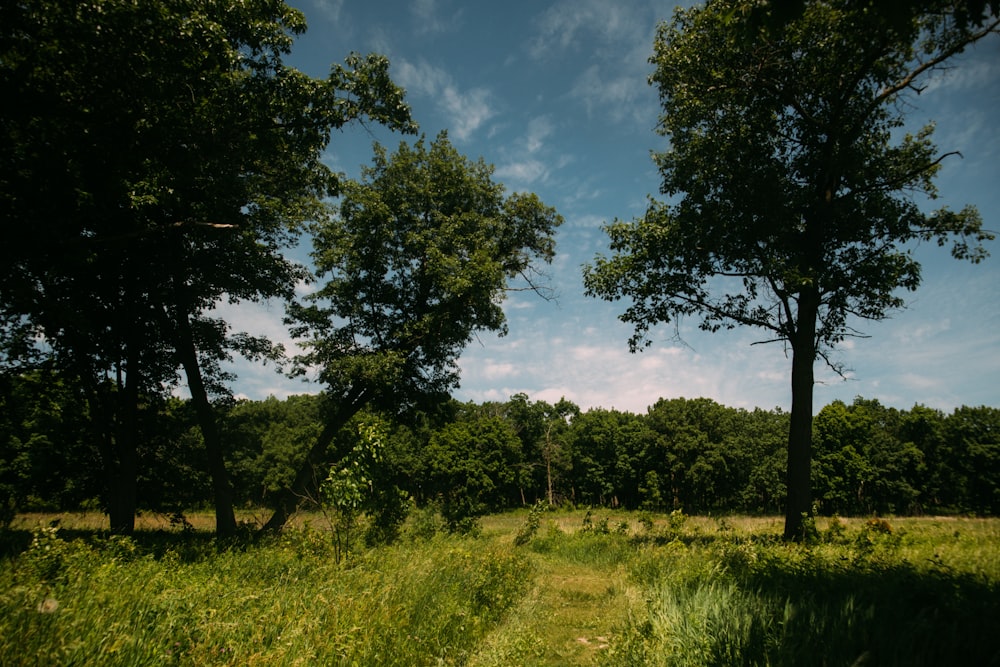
[3,380,998,531]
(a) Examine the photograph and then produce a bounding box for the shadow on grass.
[739,559,1000,665]
[619,529,1000,667]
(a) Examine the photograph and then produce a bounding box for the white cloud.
[496,116,563,187]
[395,59,495,140]
[496,159,548,184]
[481,361,517,380]
[308,0,345,25]
[457,320,792,414]
[921,49,1000,95]
[526,1,661,126]
[893,318,951,345]
[568,213,607,229]
[570,64,656,125]
[525,116,554,153]
[529,0,647,58]
[409,0,464,35]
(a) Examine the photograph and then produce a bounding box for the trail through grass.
[470,513,640,666]
[3,511,999,666]
[497,557,625,666]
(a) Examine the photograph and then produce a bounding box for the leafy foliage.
[319,418,408,559]
[292,132,562,411]
[0,0,415,534]
[583,0,996,539]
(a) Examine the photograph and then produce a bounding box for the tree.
[503,393,579,505]
[220,394,324,507]
[583,0,996,539]
[0,367,102,517]
[568,408,652,507]
[262,132,562,531]
[946,406,1000,514]
[423,415,522,530]
[0,0,414,535]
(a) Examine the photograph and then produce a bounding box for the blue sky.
[220,0,1000,415]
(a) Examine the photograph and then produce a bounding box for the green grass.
[2,511,998,666]
[1,520,530,666]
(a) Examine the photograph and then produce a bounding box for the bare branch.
[872,17,1000,111]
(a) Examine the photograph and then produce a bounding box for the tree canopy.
[261,132,563,530]
[583,0,997,539]
[0,0,414,534]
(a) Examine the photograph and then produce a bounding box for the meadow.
[1,509,998,666]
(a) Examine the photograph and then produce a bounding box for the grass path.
[472,555,632,667]
[471,516,638,666]
[527,558,627,665]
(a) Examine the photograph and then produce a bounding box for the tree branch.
[872,17,1000,111]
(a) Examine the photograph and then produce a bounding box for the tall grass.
[605,517,1000,667]
[0,522,531,666]
[3,512,998,666]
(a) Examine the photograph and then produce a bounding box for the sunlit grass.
[0,519,531,666]
[2,510,998,666]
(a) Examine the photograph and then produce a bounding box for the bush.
[514,500,547,546]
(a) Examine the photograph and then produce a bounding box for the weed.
[823,515,848,544]
[404,501,447,541]
[514,500,547,547]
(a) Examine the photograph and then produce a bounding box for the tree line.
[3,379,997,528]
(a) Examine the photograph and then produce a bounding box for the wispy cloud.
[394,59,495,140]
[496,159,548,184]
[307,0,345,25]
[496,116,563,186]
[457,321,795,414]
[528,0,647,59]
[481,361,517,380]
[409,0,464,35]
[922,48,1000,95]
[570,64,655,124]
[526,1,660,125]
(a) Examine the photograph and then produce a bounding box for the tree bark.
[784,287,818,541]
[259,389,368,534]
[112,346,141,535]
[173,310,239,539]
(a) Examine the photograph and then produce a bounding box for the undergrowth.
[604,516,1000,667]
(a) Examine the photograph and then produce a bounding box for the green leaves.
[588,0,996,540]
[297,132,562,409]
[587,0,994,354]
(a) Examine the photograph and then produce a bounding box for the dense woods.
[3,383,997,527]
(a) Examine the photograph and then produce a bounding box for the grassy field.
[1,509,998,666]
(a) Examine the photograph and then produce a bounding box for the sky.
[218,0,1000,415]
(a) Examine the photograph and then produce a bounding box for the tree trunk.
[546,456,553,506]
[173,311,238,539]
[112,348,140,535]
[783,288,818,541]
[260,389,368,534]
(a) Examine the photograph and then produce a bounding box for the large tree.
[262,132,562,531]
[583,0,996,539]
[0,0,414,535]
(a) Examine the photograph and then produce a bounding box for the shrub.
[514,500,547,546]
[18,525,92,585]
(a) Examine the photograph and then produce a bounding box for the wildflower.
[37,597,59,614]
